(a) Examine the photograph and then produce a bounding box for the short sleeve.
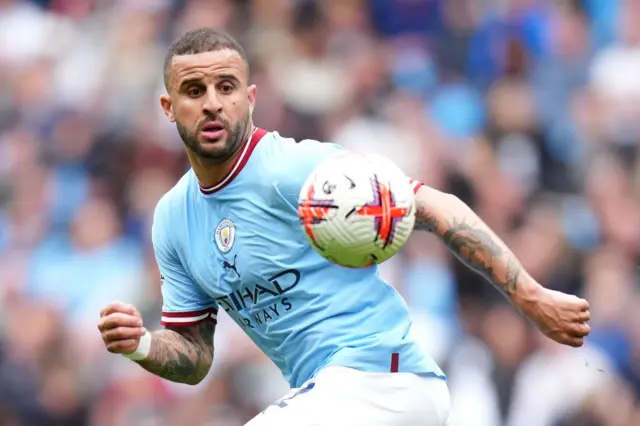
[152,198,218,327]
[274,140,344,207]
[274,140,425,205]
[409,178,424,194]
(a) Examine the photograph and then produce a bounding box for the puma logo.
[222,254,240,278]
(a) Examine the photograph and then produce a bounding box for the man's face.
[161,49,256,163]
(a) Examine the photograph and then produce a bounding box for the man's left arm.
[412,184,591,347]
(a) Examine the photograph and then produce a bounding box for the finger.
[579,299,590,311]
[105,339,139,354]
[575,310,590,323]
[561,335,585,348]
[98,313,143,331]
[569,322,591,337]
[100,302,138,318]
[100,301,133,317]
[103,326,146,343]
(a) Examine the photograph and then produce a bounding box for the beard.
[176,110,251,163]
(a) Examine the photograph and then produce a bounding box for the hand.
[98,301,147,355]
[519,287,591,347]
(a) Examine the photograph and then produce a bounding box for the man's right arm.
[98,302,216,386]
[100,193,218,385]
[137,321,215,385]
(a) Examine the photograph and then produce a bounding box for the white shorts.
[245,366,451,426]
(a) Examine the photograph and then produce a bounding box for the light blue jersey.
[153,128,445,388]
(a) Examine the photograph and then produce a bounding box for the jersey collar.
[198,127,267,195]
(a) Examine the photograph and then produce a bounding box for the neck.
[189,124,254,188]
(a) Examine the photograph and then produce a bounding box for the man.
[97,28,590,425]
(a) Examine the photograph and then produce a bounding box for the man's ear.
[248,84,257,115]
[160,94,175,123]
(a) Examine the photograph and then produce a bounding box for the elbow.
[194,360,214,385]
[184,365,212,386]
[183,353,214,386]
[185,375,206,386]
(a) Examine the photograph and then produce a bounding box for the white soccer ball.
[298,152,416,268]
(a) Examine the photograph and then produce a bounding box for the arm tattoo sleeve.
[414,194,522,297]
[136,321,215,385]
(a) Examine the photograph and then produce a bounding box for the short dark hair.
[163,28,248,90]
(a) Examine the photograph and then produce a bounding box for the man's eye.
[188,87,202,97]
[220,84,233,93]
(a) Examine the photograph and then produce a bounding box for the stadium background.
[1,0,639,425]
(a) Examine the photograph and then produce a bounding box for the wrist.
[122,331,152,361]
[510,274,543,308]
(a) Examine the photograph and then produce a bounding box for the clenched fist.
[520,287,591,347]
[98,301,147,355]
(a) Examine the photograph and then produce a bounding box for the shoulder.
[256,132,345,206]
[258,131,344,179]
[262,131,343,160]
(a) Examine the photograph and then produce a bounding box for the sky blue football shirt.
[152,128,445,388]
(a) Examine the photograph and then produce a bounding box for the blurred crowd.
[1,0,639,425]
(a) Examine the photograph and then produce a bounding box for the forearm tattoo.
[137,321,215,384]
[415,198,522,296]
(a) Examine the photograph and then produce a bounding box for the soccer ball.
[298,152,416,268]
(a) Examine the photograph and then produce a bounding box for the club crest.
[215,219,235,253]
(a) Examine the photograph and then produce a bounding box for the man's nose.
[202,89,223,115]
